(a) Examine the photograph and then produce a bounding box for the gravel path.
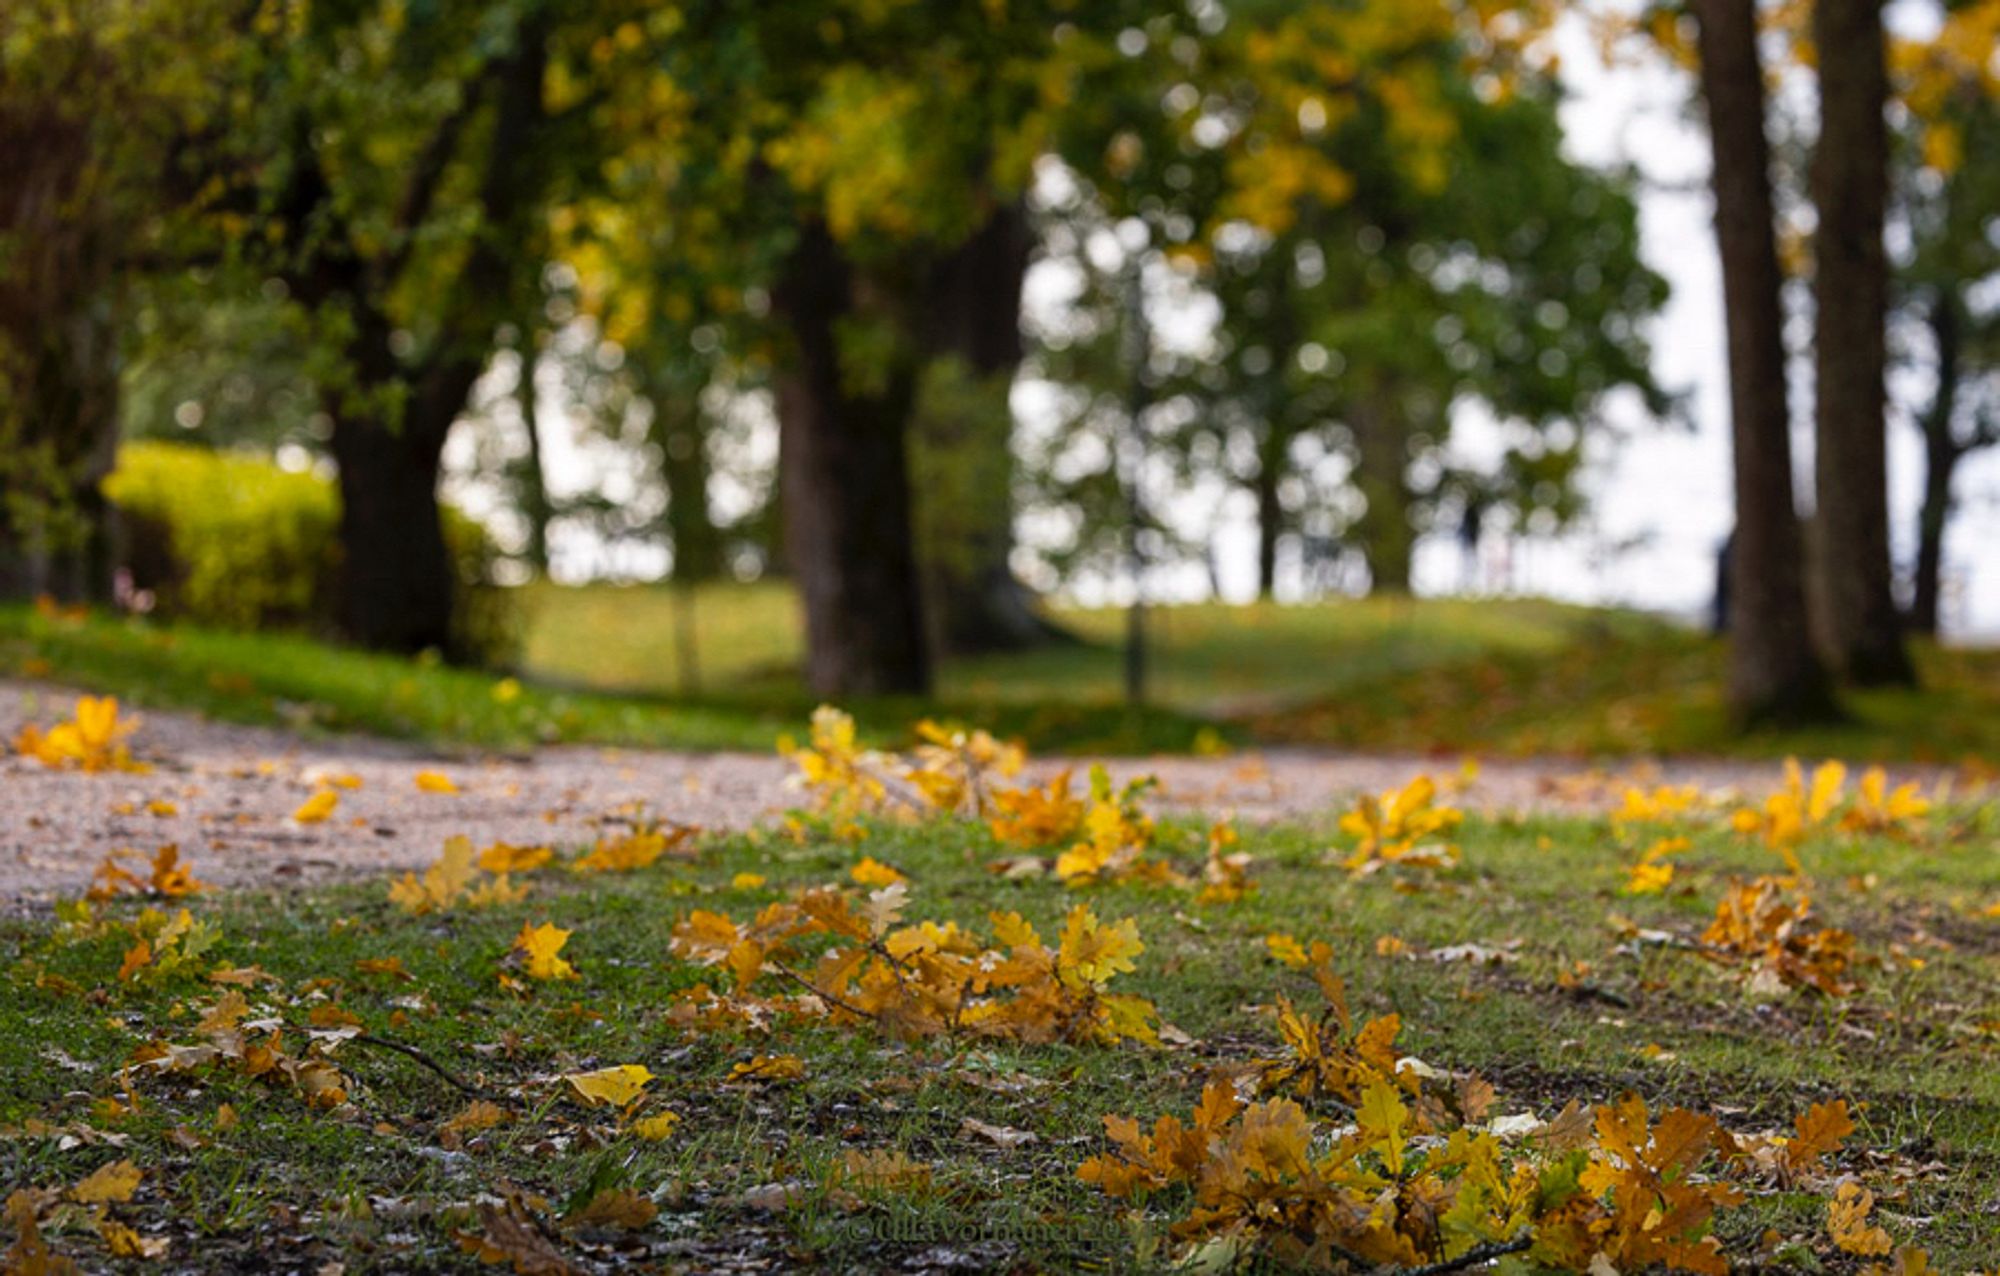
[0,680,1947,911]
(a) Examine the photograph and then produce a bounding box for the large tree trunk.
[330,403,456,655]
[775,222,931,696]
[915,203,1066,654]
[1810,0,1913,685]
[0,106,118,602]
[1694,0,1834,723]
[1350,395,1414,594]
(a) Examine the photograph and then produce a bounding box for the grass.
[7,586,2000,762]
[3,787,1996,1271]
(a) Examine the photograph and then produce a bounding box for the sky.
[455,11,2000,640]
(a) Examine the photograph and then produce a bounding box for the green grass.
[4,799,1996,1270]
[7,587,2000,761]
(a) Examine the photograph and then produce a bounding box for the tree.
[1021,34,1665,603]
[216,1,649,656]
[1810,0,1913,684]
[1691,0,1834,723]
[1893,7,2000,635]
[0,0,236,599]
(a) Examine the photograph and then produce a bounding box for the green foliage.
[103,443,339,631]
[102,443,517,663]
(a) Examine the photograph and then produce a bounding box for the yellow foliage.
[14,696,145,773]
[987,769,1087,847]
[571,824,696,874]
[291,790,339,824]
[1338,774,1463,874]
[563,1064,654,1109]
[511,921,578,982]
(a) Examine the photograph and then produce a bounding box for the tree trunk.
[0,107,118,603]
[516,330,552,575]
[1909,293,1961,636]
[774,221,931,696]
[1350,396,1414,594]
[1693,0,1834,723]
[1810,0,1913,685]
[655,387,721,582]
[330,404,456,655]
[915,202,1066,654]
[1252,451,1282,598]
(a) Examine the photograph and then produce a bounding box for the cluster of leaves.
[1700,876,1860,998]
[6,1159,161,1270]
[1082,941,1923,1274]
[668,882,1160,1047]
[386,824,698,915]
[1731,761,1930,870]
[781,707,1025,836]
[86,846,205,902]
[1336,774,1464,875]
[12,696,144,773]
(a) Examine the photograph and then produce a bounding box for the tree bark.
[1350,395,1414,594]
[1909,293,1956,635]
[654,386,721,582]
[1693,0,1835,723]
[1810,0,1913,685]
[1252,450,1282,598]
[330,404,456,654]
[915,202,1068,654]
[774,221,931,696]
[516,330,552,575]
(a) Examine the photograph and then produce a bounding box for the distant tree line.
[1,0,1994,729]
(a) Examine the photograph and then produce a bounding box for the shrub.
[103,441,517,664]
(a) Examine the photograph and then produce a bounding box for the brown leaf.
[70,1160,142,1205]
[562,1188,657,1231]
[457,1194,575,1276]
[1541,1099,1594,1152]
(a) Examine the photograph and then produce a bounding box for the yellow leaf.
[1265,933,1310,967]
[1828,1182,1894,1256]
[1057,905,1143,987]
[477,843,552,874]
[512,922,578,981]
[630,1111,681,1141]
[291,790,339,824]
[1357,1079,1409,1175]
[414,771,458,794]
[850,856,906,887]
[728,1054,805,1083]
[731,873,766,889]
[71,1159,143,1204]
[563,1064,655,1108]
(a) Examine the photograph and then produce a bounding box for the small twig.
[1391,1236,1533,1275]
[768,962,878,1023]
[352,1033,493,1098]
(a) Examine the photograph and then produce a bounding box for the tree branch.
[1390,1236,1533,1276]
[351,1032,495,1099]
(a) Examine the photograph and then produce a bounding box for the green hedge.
[103,442,518,664]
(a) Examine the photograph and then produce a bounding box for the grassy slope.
[7,587,2000,761]
[2,804,1995,1270]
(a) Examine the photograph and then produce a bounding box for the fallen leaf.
[562,1065,654,1109]
[70,1160,142,1204]
[960,1117,1037,1149]
[292,791,339,825]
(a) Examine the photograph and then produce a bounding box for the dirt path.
[0,680,1946,910]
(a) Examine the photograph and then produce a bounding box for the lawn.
[2,742,1993,1271]
[6,586,2000,762]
